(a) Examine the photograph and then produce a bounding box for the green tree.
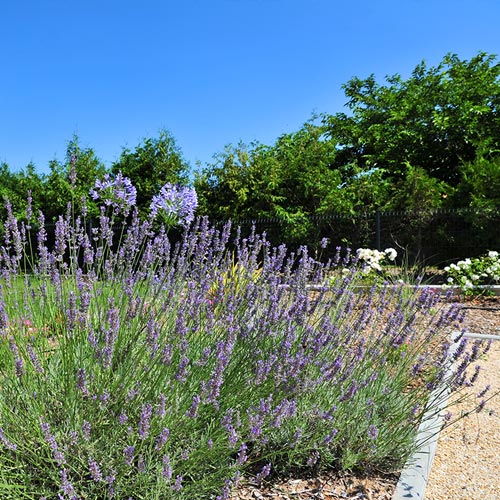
[43,135,107,221]
[195,119,342,219]
[111,129,190,216]
[323,52,500,206]
[458,153,500,210]
[0,162,46,220]
[195,119,343,244]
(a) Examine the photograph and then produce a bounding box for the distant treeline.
[2,51,500,250]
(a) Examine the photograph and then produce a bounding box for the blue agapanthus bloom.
[150,183,198,228]
[90,172,137,215]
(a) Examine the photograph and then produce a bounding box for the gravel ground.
[424,297,500,500]
[230,296,500,500]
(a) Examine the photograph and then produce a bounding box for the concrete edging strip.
[392,332,500,499]
[392,338,458,500]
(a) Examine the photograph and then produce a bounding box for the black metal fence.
[3,208,500,270]
[230,208,500,266]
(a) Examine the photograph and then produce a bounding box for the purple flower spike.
[124,445,135,466]
[138,403,153,439]
[88,457,103,482]
[255,463,272,483]
[367,425,379,439]
[172,475,183,491]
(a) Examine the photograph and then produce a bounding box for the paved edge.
[392,331,499,500]
[392,336,460,500]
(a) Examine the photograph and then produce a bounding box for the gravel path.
[424,300,500,500]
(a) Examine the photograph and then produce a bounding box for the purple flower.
[306,451,319,467]
[255,463,272,483]
[76,368,90,397]
[237,443,248,465]
[469,365,481,385]
[323,429,338,444]
[156,393,167,418]
[40,420,66,466]
[150,183,198,228]
[477,385,490,399]
[88,457,103,482]
[8,337,23,378]
[162,455,172,480]
[367,425,379,439]
[124,445,135,466]
[69,154,77,188]
[60,468,77,498]
[155,428,170,451]
[138,403,153,439]
[90,172,137,215]
[82,420,91,440]
[106,471,116,498]
[0,428,17,451]
[172,475,183,491]
[186,394,201,418]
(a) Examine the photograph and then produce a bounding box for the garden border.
[392,330,500,500]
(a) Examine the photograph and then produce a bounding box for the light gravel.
[425,302,500,500]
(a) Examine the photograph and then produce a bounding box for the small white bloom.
[444,266,450,272]
[384,248,397,261]
[447,277,454,283]
[488,251,498,259]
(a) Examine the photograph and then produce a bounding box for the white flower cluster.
[355,247,397,273]
[444,251,500,291]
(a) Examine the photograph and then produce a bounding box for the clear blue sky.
[1,0,499,176]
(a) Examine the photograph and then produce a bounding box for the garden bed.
[230,296,500,500]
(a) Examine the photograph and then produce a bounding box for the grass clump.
[0,179,490,499]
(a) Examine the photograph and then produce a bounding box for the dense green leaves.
[111,129,190,216]
[323,52,500,201]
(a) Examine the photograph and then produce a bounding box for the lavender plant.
[0,181,490,499]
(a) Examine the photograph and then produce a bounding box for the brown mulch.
[231,470,398,499]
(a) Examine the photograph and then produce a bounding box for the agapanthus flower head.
[90,172,137,215]
[150,183,198,228]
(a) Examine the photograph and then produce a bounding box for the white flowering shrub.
[346,247,397,274]
[443,251,500,294]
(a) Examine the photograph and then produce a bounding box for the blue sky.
[1,0,499,176]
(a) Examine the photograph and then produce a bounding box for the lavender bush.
[0,178,491,499]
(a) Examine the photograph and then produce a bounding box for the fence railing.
[228,208,500,266]
[3,208,500,270]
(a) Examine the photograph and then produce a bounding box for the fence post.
[376,210,381,251]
